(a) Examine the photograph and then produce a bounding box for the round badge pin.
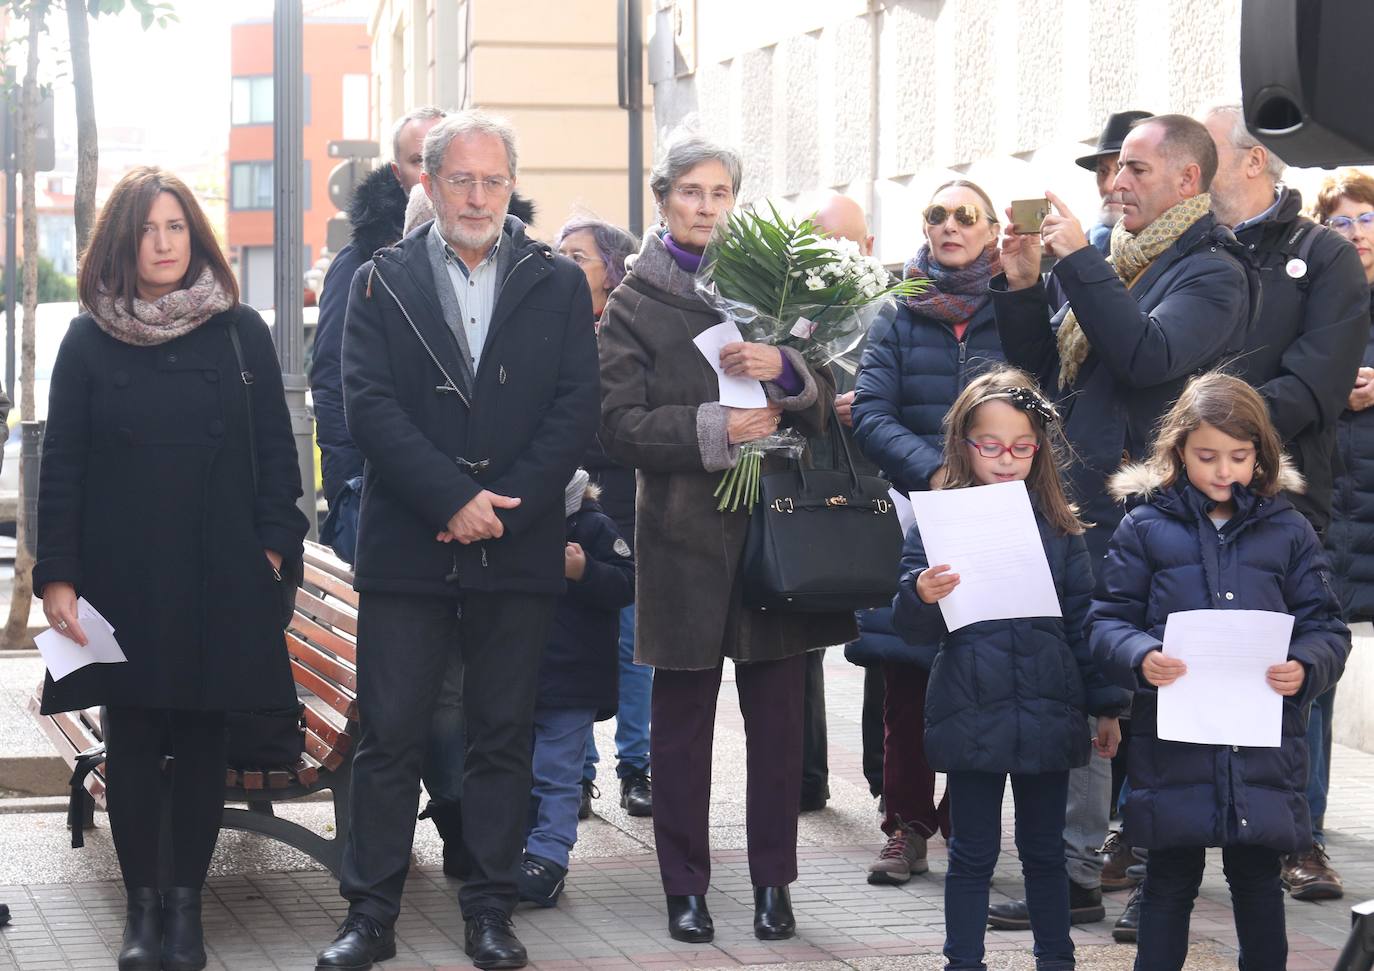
[1286,258,1308,279]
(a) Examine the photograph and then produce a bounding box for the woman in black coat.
[37,167,308,971]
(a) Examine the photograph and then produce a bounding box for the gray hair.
[648,134,742,203]
[554,217,640,292]
[422,109,519,179]
[391,106,447,161]
[403,183,436,236]
[1202,103,1287,182]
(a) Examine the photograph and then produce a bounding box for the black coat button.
[113,371,129,388]
[207,420,225,437]
[204,370,219,383]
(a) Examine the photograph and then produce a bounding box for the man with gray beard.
[317,109,600,971]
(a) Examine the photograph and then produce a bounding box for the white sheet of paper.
[1156,609,1294,748]
[34,597,127,682]
[907,480,1061,631]
[888,488,915,537]
[692,320,768,409]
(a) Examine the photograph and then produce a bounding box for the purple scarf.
[902,244,1001,328]
[661,232,704,273]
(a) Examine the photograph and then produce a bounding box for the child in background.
[517,469,635,907]
[891,366,1128,971]
[1089,373,1349,971]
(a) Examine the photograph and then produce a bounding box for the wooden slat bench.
[27,541,361,877]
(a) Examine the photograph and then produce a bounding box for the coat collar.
[1127,211,1232,297]
[622,230,704,306]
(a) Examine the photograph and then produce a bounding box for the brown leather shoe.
[1099,830,1142,892]
[1281,844,1344,901]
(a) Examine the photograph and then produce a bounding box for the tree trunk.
[67,0,96,261]
[3,0,49,648]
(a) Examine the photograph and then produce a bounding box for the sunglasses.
[1326,211,1374,237]
[924,203,982,227]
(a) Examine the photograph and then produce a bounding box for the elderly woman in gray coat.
[598,136,856,945]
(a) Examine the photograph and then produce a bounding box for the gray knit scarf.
[90,267,234,347]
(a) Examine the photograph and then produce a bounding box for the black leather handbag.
[740,405,904,612]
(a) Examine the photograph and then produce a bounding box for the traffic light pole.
[273,0,316,539]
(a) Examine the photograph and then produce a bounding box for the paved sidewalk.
[0,649,1368,969]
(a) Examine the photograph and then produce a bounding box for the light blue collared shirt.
[1232,188,1284,235]
[429,220,502,374]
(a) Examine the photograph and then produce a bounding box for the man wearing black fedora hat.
[1076,110,1154,254]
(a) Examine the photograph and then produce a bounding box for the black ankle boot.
[419,800,475,880]
[753,885,795,940]
[665,894,713,943]
[160,887,206,971]
[117,887,161,971]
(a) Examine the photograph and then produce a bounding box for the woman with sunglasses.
[848,179,1006,886]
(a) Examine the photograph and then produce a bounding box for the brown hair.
[929,179,1000,226]
[79,166,238,310]
[1311,168,1374,223]
[939,366,1085,535]
[1141,372,1285,497]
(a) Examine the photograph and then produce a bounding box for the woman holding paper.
[598,134,851,944]
[891,367,1127,971]
[35,167,308,971]
[848,180,1006,886]
[1090,373,1349,971]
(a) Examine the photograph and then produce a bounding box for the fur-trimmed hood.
[1108,454,1305,502]
[348,166,408,259]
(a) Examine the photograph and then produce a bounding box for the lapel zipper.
[373,266,471,409]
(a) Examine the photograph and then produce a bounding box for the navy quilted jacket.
[891,509,1129,775]
[1089,470,1349,852]
[1326,288,1374,621]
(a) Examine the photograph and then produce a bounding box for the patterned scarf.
[90,267,234,347]
[1055,193,1212,389]
[903,243,1001,328]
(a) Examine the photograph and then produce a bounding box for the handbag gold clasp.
[770,497,795,514]
[875,498,891,514]
[825,495,848,507]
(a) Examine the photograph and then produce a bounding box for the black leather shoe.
[578,780,598,820]
[987,880,1105,930]
[1112,884,1141,943]
[118,888,162,971]
[753,885,796,940]
[315,913,396,970]
[0,901,10,926]
[464,909,527,969]
[419,800,475,880]
[160,888,206,971]
[665,893,713,943]
[620,771,652,817]
[799,788,828,813]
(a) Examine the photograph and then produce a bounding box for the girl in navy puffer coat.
[1090,373,1349,971]
[893,367,1126,971]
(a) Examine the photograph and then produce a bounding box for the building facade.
[367,0,652,237]
[227,15,371,309]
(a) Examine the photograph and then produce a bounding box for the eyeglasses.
[563,251,599,267]
[965,438,1040,459]
[432,174,513,195]
[1326,211,1374,237]
[672,185,735,206]
[924,203,982,227]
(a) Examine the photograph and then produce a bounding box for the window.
[230,161,312,211]
[342,74,369,141]
[232,76,273,125]
[231,74,312,125]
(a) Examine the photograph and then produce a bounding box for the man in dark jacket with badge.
[989,113,1252,934]
[1201,103,1371,905]
[317,109,600,971]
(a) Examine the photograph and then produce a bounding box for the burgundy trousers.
[651,653,806,894]
[882,661,950,839]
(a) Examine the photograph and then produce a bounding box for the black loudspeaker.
[1240,0,1374,167]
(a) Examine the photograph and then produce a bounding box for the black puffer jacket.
[1229,188,1371,532]
[1326,288,1374,620]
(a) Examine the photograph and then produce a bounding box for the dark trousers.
[1135,845,1285,971]
[882,661,949,838]
[340,590,554,923]
[104,707,226,890]
[801,648,828,801]
[945,770,1074,971]
[862,664,885,797]
[651,653,805,893]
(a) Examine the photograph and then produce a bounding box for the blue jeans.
[583,604,651,781]
[1136,844,1285,971]
[527,706,598,868]
[1304,687,1335,845]
[422,652,465,807]
[945,770,1074,971]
